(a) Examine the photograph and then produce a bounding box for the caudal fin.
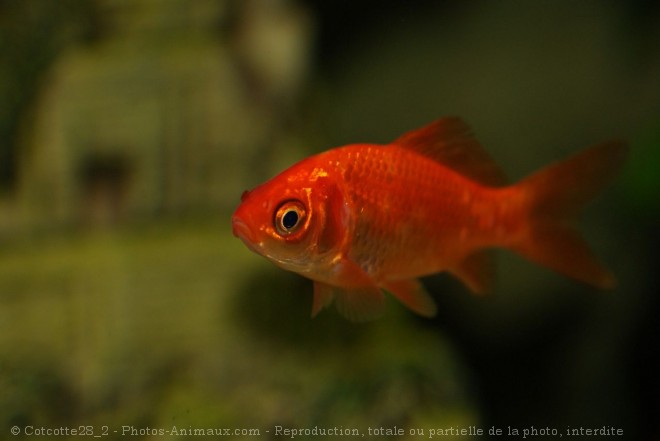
[513,142,627,289]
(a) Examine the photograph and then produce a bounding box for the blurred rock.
[5,0,312,233]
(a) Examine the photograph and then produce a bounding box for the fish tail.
[512,141,627,289]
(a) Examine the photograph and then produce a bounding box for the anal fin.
[450,250,496,295]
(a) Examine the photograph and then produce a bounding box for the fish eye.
[274,200,306,236]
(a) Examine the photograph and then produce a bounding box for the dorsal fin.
[392,117,508,186]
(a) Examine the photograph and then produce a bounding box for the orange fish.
[232,118,626,321]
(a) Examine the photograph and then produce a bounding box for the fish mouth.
[231,215,263,254]
[232,216,254,241]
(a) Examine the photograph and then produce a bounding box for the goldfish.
[231,118,626,321]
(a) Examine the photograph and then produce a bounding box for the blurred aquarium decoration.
[0,0,659,440]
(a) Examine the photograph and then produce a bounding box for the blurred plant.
[621,121,660,217]
[0,353,75,431]
[0,0,100,190]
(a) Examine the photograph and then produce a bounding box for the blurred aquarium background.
[0,0,659,439]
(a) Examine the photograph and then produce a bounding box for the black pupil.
[282,210,299,230]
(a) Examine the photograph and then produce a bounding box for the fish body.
[232,118,626,321]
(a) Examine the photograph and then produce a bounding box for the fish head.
[232,158,349,274]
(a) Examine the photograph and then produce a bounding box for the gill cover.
[268,173,350,263]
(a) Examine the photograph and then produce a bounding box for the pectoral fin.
[312,281,384,321]
[334,285,385,322]
[311,257,384,321]
[312,282,335,317]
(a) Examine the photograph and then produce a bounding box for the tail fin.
[513,142,627,289]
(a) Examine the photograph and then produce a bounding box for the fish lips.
[231,214,264,254]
